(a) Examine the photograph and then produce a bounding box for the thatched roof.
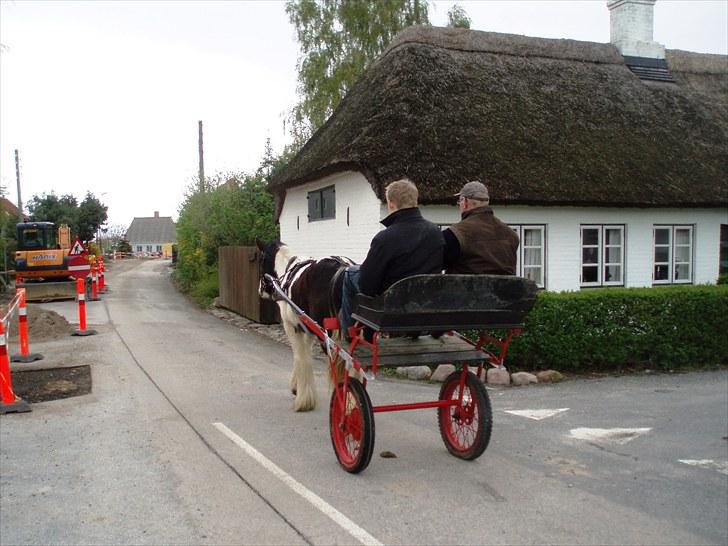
[269,26,728,211]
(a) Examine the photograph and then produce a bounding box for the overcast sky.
[1,0,726,229]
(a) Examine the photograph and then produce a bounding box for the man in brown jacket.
[443,181,519,275]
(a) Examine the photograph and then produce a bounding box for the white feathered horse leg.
[274,247,318,412]
[278,303,317,411]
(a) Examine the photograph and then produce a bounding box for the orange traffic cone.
[0,320,31,414]
[10,288,44,363]
[71,278,97,336]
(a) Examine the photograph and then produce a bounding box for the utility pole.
[198,120,205,192]
[14,149,22,217]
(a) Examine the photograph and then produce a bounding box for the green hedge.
[501,285,728,373]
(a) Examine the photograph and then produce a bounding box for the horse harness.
[275,255,354,301]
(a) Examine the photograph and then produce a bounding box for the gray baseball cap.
[454,181,489,200]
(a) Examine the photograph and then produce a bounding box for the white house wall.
[278,171,382,262]
[279,176,727,291]
[423,204,726,292]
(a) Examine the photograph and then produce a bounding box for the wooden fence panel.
[218,246,278,324]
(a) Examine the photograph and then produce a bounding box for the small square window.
[308,185,335,221]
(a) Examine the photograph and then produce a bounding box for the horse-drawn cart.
[266,273,538,473]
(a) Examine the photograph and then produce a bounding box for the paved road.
[2,259,726,545]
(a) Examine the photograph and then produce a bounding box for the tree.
[447,3,471,29]
[0,209,17,288]
[117,237,132,254]
[77,192,108,242]
[99,224,127,252]
[26,191,107,243]
[286,0,429,145]
[27,193,79,227]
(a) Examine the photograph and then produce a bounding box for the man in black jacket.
[340,178,444,339]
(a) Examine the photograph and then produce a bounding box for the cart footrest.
[353,334,488,368]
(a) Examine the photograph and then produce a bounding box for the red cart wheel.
[438,371,492,460]
[329,378,375,473]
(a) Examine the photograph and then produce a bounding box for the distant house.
[0,198,23,220]
[125,211,176,257]
[268,0,727,291]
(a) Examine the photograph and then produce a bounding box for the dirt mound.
[6,306,72,341]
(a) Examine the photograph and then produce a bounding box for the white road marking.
[504,408,570,420]
[213,422,383,546]
[678,459,728,475]
[569,427,651,444]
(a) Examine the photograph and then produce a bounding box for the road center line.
[213,422,383,546]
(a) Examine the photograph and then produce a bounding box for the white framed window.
[510,225,546,288]
[580,225,624,287]
[156,245,162,252]
[653,225,693,284]
[136,245,142,252]
[146,245,152,252]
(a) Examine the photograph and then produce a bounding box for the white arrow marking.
[678,459,728,475]
[504,408,570,420]
[569,427,652,444]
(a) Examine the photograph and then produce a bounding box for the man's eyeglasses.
[458,196,466,205]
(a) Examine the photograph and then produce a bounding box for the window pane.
[525,248,541,266]
[654,264,669,281]
[524,229,542,246]
[606,247,622,263]
[605,228,622,245]
[675,264,690,280]
[604,265,621,283]
[675,228,691,245]
[524,267,542,285]
[582,247,598,264]
[582,229,599,246]
[582,266,598,283]
[654,246,669,263]
[674,245,690,263]
[654,228,670,245]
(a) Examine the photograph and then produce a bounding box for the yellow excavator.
[14,222,92,302]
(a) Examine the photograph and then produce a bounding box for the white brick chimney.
[607,0,665,59]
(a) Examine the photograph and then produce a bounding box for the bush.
[503,285,728,373]
[174,170,278,305]
[190,268,219,307]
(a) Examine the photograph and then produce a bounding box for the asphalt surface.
[1,258,726,545]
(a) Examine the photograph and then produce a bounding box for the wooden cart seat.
[351,274,538,333]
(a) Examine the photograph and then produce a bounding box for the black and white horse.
[256,239,354,412]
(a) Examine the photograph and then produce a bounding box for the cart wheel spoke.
[329,378,375,473]
[438,371,492,460]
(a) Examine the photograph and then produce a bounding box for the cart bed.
[351,334,488,368]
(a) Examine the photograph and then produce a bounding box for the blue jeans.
[339,265,361,338]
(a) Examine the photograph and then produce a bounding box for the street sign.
[69,239,85,256]
[68,255,90,280]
